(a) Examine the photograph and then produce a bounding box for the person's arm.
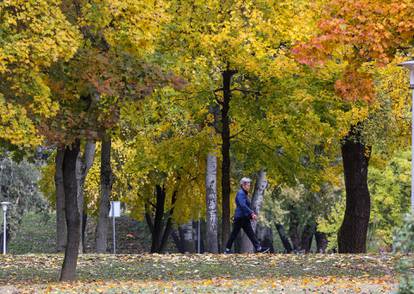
[236,191,254,216]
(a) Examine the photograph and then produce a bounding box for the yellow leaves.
[0,96,42,147]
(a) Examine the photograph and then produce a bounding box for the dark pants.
[225,216,261,250]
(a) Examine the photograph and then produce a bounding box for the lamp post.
[399,59,414,214]
[1,202,11,254]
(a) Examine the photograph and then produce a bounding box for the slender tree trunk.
[150,185,166,253]
[76,140,95,253]
[300,222,316,253]
[96,137,112,253]
[171,229,185,253]
[288,209,301,252]
[240,170,267,253]
[55,147,67,252]
[221,69,236,249]
[275,223,293,253]
[179,221,195,253]
[60,140,81,281]
[158,192,177,253]
[205,153,219,253]
[146,188,177,253]
[338,126,371,253]
[257,224,274,253]
[315,229,328,253]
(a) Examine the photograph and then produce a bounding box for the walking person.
[224,177,269,254]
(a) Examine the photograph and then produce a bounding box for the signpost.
[1,202,11,254]
[109,201,121,254]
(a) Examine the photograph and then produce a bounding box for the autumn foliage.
[293,0,414,101]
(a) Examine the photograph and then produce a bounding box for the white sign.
[109,201,121,218]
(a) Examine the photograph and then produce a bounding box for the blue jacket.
[234,188,254,219]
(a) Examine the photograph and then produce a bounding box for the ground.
[0,253,401,293]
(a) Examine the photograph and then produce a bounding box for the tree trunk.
[158,192,177,253]
[179,221,195,253]
[55,147,66,253]
[288,209,301,252]
[60,140,81,281]
[147,188,177,253]
[338,126,371,253]
[205,153,219,253]
[76,140,95,254]
[150,185,166,253]
[96,137,112,253]
[300,222,316,253]
[275,223,293,253]
[257,224,274,253]
[220,69,236,249]
[171,229,185,253]
[315,229,328,253]
[240,170,267,253]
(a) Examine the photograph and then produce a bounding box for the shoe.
[224,248,231,254]
[257,247,270,253]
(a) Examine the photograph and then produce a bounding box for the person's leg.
[241,218,262,251]
[225,218,243,251]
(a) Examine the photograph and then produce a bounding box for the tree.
[162,0,329,248]
[293,0,414,253]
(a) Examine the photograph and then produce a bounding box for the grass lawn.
[0,253,401,293]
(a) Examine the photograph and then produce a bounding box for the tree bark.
[60,140,81,281]
[240,170,267,253]
[55,147,67,252]
[96,137,112,253]
[338,126,371,253]
[205,153,219,253]
[275,223,293,253]
[220,68,236,249]
[76,140,95,253]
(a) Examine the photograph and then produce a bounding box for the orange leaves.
[292,0,414,103]
[335,69,375,102]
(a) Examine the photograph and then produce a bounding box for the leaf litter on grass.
[0,253,399,293]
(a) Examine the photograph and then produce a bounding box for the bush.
[393,212,414,293]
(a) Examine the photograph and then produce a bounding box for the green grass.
[0,253,399,293]
[9,212,56,254]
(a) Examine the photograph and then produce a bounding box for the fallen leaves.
[0,253,399,293]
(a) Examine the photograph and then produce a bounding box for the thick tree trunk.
[55,147,67,252]
[205,153,219,253]
[179,221,195,253]
[240,170,267,253]
[275,223,293,253]
[338,126,371,253]
[96,137,112,253]
[76,140,95,253]
[60,140,81,281]
[220,69,236,249]
[300,222,316,253]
